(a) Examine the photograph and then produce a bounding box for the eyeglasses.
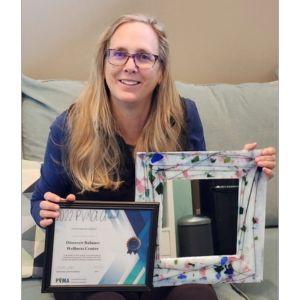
[105,49,161,69]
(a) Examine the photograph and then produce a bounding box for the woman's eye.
[114,51,125,58]
[139,54,151,61]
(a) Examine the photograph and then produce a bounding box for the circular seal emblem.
[126,237,141,254]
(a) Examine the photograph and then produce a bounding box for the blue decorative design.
[151,153,164,163]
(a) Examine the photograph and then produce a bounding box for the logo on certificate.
[126,237,141,254]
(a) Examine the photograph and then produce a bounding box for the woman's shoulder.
[51,110,69,129]
[180,96,206,151]
[182,97,197,108]
[181,97,199,118]
[49,109,71,142]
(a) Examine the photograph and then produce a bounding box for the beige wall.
[22,0,278,84]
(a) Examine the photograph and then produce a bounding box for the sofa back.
[21,75,278,227]
[176,80,279,227]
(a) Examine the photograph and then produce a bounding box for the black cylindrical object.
[177,215,214,257]
[199,179,239,255]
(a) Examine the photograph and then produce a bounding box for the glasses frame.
[105,49,161,69]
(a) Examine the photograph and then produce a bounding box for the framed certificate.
[42,201,159,292]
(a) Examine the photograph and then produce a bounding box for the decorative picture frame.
[135,150,267,286]
[42,201,159,292]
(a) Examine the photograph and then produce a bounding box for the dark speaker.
[197,179,239,255]
[177,215,214,257]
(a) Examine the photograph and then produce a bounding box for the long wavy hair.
[65,13,186,193]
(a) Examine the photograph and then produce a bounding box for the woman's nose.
[123,56,138,72]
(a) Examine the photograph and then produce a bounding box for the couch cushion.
[22,279,55,300]
[175,81,278,227]
[22,159,44,278]
[22,75,86,162]
[232,227,279,300]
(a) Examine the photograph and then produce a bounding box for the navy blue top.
[30,98,206,226]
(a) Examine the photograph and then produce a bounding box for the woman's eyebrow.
[113,46,153,53]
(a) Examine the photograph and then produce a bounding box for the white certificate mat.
[42,201,159,293]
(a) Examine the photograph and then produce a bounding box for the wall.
[22,0,278,84]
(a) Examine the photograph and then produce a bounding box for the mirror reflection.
[162,179,239,259]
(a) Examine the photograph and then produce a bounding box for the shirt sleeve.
[185,98,207,151]
[30,111,71,227]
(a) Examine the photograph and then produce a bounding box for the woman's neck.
[111,101,151,146]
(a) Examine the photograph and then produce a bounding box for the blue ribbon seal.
[126,237,141,254]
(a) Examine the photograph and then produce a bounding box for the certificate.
[42,201,159,292]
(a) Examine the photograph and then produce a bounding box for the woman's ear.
[158,71,162,85]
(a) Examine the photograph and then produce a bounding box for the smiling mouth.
[119,80,140,86]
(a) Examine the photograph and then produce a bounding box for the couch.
[21,73,278,300]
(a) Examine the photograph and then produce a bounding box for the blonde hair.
[65,13,186,193]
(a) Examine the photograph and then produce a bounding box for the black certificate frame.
[42,201,159,293]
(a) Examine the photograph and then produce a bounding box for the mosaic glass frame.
[135,150,267,286]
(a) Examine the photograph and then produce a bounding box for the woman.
[30,13,276,300]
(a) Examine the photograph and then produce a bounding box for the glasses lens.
[136,53,155,68]
[107,50,158,68]
[108,50,127,65]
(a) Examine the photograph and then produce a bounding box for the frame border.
[135,150,267,286]
[42,201,159,292]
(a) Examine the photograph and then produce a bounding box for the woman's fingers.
[66,194,76,201]
[39,192,62,228]
[243,142,257,151]
[43,191,61,202]
[262,167,275,180]
[261,147,276,156]
[243,145,276,181]
[40,218,54,228]
[39,193,76,228]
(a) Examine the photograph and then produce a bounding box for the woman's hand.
[243,142,276,180]
[39,192,76,228]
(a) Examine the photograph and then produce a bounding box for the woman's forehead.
[108,22,160,54]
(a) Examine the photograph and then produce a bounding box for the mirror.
[169,178,239,258]
[135,150,267,286]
